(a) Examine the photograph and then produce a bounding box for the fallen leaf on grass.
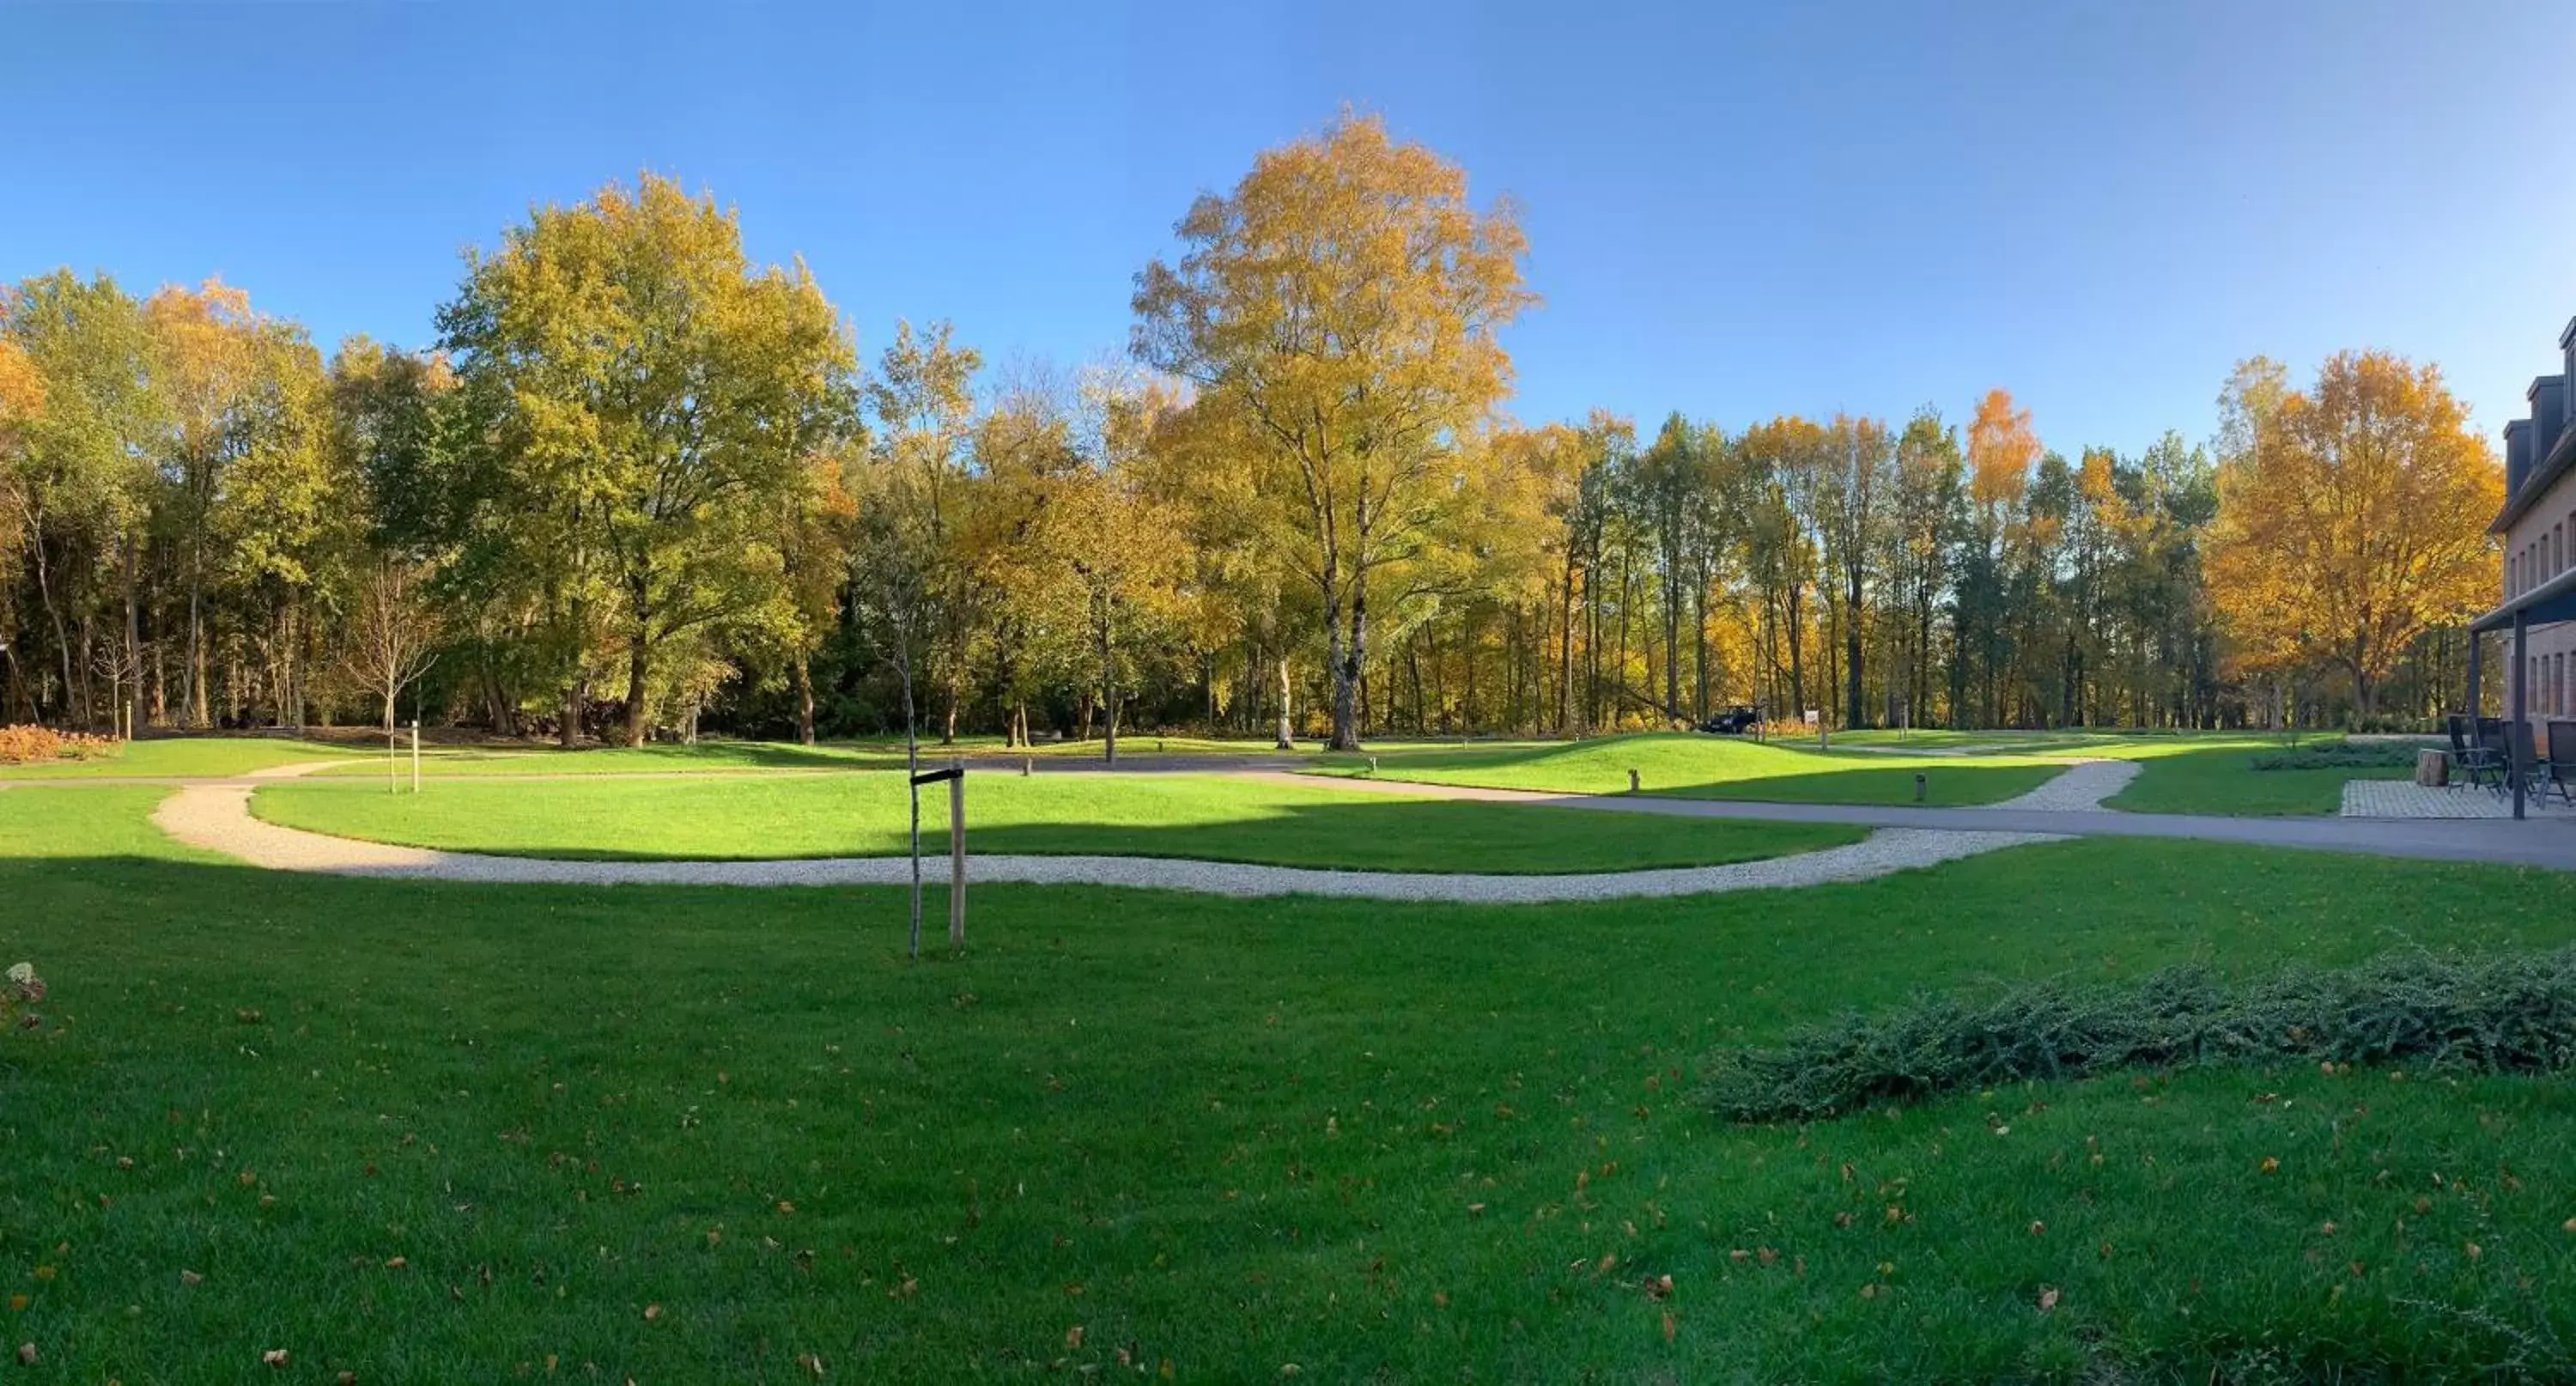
[2038,1286,2060,1311]
[17,1344,35,1365]
[262,1348,289,1366]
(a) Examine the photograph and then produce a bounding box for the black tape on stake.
[911,766,964,787]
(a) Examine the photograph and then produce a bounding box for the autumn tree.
[340,558,442,731]
[866,319,982,743]
[1958,389,2039,723]
[2208,350,2501,719]
[3,271,161,729]
[437,173,855,746]
[1133,112,1533,750]
[1886,408,1962,726]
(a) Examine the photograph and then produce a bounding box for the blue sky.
[3,0,2569,457]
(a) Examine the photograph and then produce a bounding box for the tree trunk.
[121,535,143,738]
[794,651,817,745]
[1692,581,1710,720]
[1844,569,1865,731]
[1784,581,1807,715]
[623,633,651,746]
[1325,567,1362,751]
[31,535,74,725]
[1558,555,1578,734]
[1274,654,1294,750]
[560,674,584,749]
[1099,601,1119,767]
[188,543,210,729]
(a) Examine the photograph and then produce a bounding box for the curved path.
[111,754,2576,897]
[139,762,2124,901]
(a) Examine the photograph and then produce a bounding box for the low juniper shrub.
[1704,947,2576,1122]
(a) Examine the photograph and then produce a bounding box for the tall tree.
[866,319,983,743]
[2208,350,2501,719]
[1132,112,1533,749]
[1961,389,2038,724]
[437,173,855,746]
[3,271,161,729]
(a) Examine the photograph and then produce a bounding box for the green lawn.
[304,739,914,778]
[1314,732,2065,805]
[0,736,364,780]
[303,735,1320,779]
[251,771,1862,872]
[9,787,2576,1378]
[2097,736,2421,816]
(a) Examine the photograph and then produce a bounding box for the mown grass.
[1312,732,2064,805]
[303,734,1331,779]
[248,772,1862,872]
[0,736,362,780]
[2101,738,2420,816]
[9,787,2576,1378]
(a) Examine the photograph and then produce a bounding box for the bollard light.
[1628,768,1640,793]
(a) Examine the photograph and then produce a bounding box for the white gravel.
[1982,757,2140,812]
[145,757,2140,901]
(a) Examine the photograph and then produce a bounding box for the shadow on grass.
[251,791,1868,872]
[1315,737,2062,805]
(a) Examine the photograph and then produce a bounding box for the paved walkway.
[64,755,2576,898]
[2341,777,2576,820]
[1251,765,2576,870]
[141,761,2134,900]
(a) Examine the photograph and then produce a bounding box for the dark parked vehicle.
[1698,705,1760,734]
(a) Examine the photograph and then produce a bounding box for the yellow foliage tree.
[2207,350,2501,717]
[1133,112,1534,749]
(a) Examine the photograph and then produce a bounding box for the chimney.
[2532,376,2567,480]
[2561,316,2576,392]
[2508,419,2533,498]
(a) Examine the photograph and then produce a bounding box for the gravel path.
[141,752,2576,893]
[142,763,2122,900]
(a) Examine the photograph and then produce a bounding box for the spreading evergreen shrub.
[2246,738,2429,771]
[1704,948,2576,1122]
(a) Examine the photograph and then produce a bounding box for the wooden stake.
[947,759,966,949]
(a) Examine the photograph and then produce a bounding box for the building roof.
[2493,403,2576,535]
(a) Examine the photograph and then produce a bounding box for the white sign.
[1802,709,1820,726]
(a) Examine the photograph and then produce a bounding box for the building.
[2469,321,2576,814]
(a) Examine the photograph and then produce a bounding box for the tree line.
[0,115,2505,749]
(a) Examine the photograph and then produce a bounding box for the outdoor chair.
[2446,713,2502,790]
[2504,721,2555,802]
[2479,718,2514,796]
[2542,721,2576,808]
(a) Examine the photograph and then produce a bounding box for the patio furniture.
[2447,714,2503,790]
[2506,721,2547,801]
[2543,720,2576,808]
[2479,718,2517,796]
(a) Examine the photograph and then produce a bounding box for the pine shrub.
[2246,739,2428,771]
[1704,948,2576,1122]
